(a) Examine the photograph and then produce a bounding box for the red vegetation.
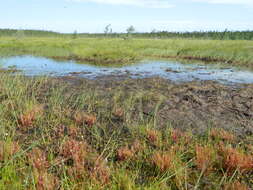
[74,111,96,126]
[28,148,59,190]
[113,108,124,118]
[147,129,160,144]
[152,152,173,172]
[171,129,184,142]
[60,139,87,178]
[28,148,49,171]
[117,146,134,161]
[18,105,44,129]
[90,158,111,185]
[36,172,59,190]
[210,129,235,142]
[195,145,216,173]
[131,140,143,153]
[224,181,249,190]
[219,145,253,174]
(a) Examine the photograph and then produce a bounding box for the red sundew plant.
[146,129,160,145]
[18,105,44,129]
[171,129,184,143]
[221,147,253,174]
[28,148,59,190]
[195,145,216,174]
[60,139,87,178]
[60,139,87,161]
[152,152,174,172]
[130,140,143,153]
[35,172,59,190]
[67,125,80,138]
[54,124,80,138]
[74,111,96,126]
[223,181,249,190]
[210,129,235,142]
[90,158,111,185]
[116,146,134,161]
[28,148,49,172]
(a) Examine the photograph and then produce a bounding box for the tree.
[104,24,112,36]
[72,30,78,39]
[126,25,135,36]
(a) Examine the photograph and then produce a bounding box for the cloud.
[191,0,253,5]
[67,0,174,8]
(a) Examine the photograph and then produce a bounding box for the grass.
[0,37,253,68]
[0,74,252,189]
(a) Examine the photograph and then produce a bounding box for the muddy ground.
[50,75,253,137]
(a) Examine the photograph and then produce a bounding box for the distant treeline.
[0,29,61,37]
[1,29,253,40]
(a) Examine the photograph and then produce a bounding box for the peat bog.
[0,36,252,190]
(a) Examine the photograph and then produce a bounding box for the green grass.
[0,74,252,189]
[0,37,253,67]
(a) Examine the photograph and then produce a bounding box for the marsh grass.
[0,37,253,68]
[0,74,252,189]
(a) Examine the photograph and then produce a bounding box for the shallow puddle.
[1,55,253,84]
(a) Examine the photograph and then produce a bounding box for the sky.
[0,0,253,33]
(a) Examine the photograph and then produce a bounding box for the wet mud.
[54,76,253,137]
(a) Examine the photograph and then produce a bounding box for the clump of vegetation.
[0,74,252,189]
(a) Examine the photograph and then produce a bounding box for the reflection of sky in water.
[2,55,253,85]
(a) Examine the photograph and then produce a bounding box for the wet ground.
[2,55,253,85]
[1,55,253,136]
[51,76,253,136]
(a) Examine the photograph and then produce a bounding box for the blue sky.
[1,0,253,33]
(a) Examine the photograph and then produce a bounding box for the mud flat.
[50,75,253,137]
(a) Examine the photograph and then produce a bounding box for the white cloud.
[192,0,253,5]
[67,0,174,8]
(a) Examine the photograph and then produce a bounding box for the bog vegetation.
[0,74,252,189]
[0,28,252,189]
[0,30,253,68]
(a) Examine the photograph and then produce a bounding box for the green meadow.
[1,37,253,67]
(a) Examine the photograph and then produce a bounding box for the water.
[1,55,253,84]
